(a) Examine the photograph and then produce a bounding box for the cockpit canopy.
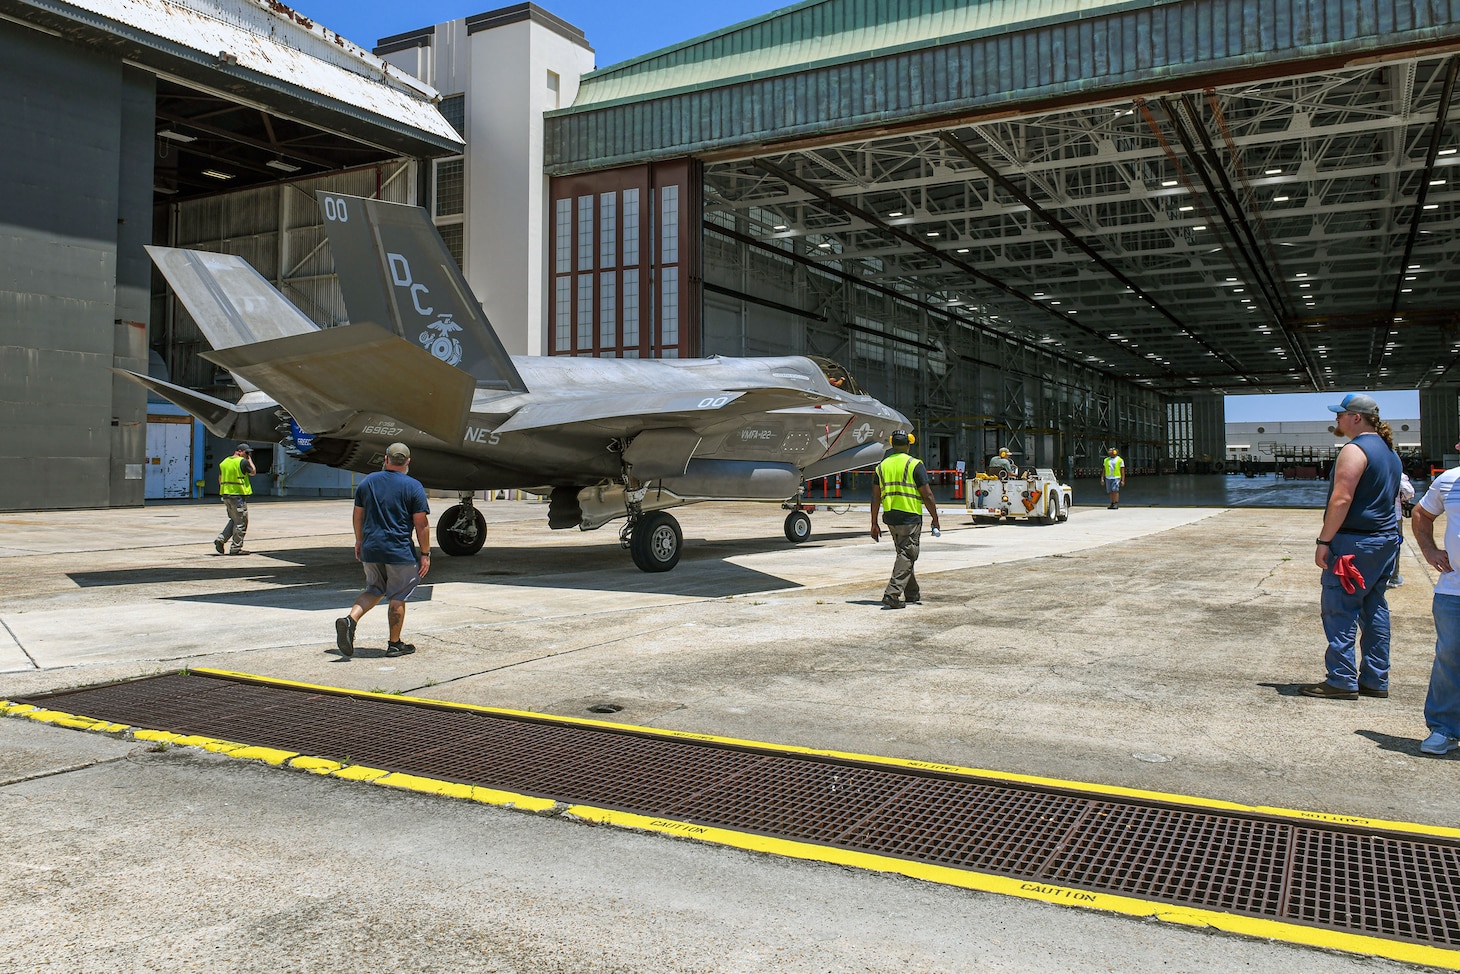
[810,356,866,396]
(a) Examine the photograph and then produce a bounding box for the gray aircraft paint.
[120,193,910,553]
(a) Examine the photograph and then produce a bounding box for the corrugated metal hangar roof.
[548,0,1460,395]
[4,0,462,195]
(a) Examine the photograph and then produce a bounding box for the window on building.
[434,158,464,218]
[554,198,572,274]
[660,185,679,264]
[555,277,571,351]
[623,188,640,266]
[599,273,616,349]
[438,94,465,138]
[546,70,560,109]
[437,224,464,269]
[1167,401,1193,460]
[599,193,616,268]
[577,196,594,272]
[661,267,679,346]
[623,269,639,347]
[577,275,593,351]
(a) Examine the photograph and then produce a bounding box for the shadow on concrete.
[1258,682,1309,697]
[1354,728,1447,758]
[169,584,434,612]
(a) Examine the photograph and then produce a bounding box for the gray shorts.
[1104,477,1122,493]
[363,562,422,603]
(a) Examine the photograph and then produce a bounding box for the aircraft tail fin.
[316,192,528,394]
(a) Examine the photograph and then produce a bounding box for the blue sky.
[295,2,1421,426]
[290,0,792,67]
[1224,391,1420,423]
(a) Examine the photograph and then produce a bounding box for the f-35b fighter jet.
[120,193,909,572]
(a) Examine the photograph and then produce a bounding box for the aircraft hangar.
[0,0,460,512]
[542,0,1460,476]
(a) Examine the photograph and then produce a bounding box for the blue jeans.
[1425,594,1460,737]
[1319,532,1399,691]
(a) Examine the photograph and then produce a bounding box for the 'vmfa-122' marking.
[119,192,909,573]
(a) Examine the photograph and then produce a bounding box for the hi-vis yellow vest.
[219,455,252,496]
[1103,455,1124,478]
[878,453,923,515]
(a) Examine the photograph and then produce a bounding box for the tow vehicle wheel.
[630,511,682,572]
[437,505,487,556]
[784,509,812,543]
[1057,498,1071,522]
[1041,498,1059,526]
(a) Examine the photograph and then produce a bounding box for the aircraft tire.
[630,511,682,572]
[784,509,812,543]
[437,505,487,556]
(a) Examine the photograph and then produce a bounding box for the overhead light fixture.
[1273,195,1289,202]
[888,211,904,218]
[266,159,301,173]
[956,247,970,253]
[925,231,940,237]
[153,185,178,195]
[1161,179,1178,187]
[157,129,196,143]
[1178,205,1194,212]
[772,224,788,231]
[201,169,234,180]
[1265,168,1283,175]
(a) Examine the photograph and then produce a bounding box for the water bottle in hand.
[931,526,941,538]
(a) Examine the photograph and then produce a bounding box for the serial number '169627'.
[362,425,402,436]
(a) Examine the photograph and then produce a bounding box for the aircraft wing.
[202,323,477,443]
[491,386,832,435]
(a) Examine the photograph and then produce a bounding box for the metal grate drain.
[15,671,1460,950]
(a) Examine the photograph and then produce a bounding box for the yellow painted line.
[191,668,1460,841]
[565,804,1460,970]
[9,676,1460,968]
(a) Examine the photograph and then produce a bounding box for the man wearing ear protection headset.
[870,430,940,609]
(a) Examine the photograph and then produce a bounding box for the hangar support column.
[1421,388,1460,467]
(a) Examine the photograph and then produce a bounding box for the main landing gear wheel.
[784,509,812,543]
[630,511,682,573]
[437,505,487,556]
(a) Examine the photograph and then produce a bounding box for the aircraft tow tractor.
[966,468,1072,525]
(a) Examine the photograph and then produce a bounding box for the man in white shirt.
[1411,451,1460,755]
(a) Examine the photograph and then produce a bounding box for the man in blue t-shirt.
[335,442,431,659]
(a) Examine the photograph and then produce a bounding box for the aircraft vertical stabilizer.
[316,192,527,394]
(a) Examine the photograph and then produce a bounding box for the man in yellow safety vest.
[214,443,256,555]
[1103,447,1126,510]
[871,430,940,609]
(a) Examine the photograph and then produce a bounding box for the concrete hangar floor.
[1,495,1455,971]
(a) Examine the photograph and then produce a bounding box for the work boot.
[213,538,225,554]
[1298,682,1357,700]
[881,595,905,609]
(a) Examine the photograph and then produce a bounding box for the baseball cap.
[1328,393,1380,415]
[889,430,911,446]
[386,442,411,464]
[235,443,252,453]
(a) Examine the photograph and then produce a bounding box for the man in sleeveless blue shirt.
[335,443,431,659]
[1301,394,1402,700]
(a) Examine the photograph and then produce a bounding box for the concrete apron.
[1,497,1454,827]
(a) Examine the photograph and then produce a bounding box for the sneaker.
[1421,731,1460,755]
[213,538,225,554]
[881,595,905,609]
[1107,503,1115,509]
[228,549,249,556]
[1391,575,1405,588]
[1298,682,1358,700]
[386,640,416,656]
[334,616,355,657]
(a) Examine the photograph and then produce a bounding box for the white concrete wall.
[383,13,594,358]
